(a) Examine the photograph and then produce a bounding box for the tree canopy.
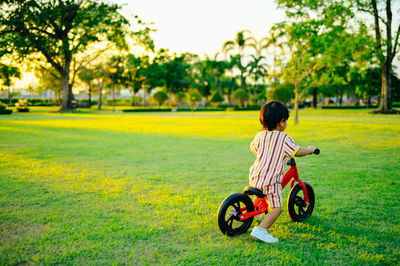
[0,0,150,111]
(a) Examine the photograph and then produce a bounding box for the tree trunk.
[88,81,92,106]
[7,87,11,105]
[132,91,136,106]
[229,76,234,104]
[339,84,344,106]
[294,82,299,125]
[111,81,115,112]
[60,63,75,111]
[312,87,317,108]
[97,80,104,110]
[379,62,392,111]
[60,71,69,111]
[143,87,145,106]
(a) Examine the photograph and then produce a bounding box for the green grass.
[0,107,399,264]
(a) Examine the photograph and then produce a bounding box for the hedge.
[321,105,379,109]
[122,108,172,112]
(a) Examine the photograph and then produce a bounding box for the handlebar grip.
[314,148,320,155]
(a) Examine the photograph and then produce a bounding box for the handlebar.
[314,148,320,155]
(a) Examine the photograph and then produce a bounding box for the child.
[249,101,317,243]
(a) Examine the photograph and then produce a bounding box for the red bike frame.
[239,160,310,221]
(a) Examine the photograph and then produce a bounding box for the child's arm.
[250,139,258,155]
[295,146,317,157]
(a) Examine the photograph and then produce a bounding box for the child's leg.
[258,207,282,229]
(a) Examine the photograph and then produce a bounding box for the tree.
[223,30,256,90]
[92,64,107,110]
[164,54,190,95]
[35,65,62,103]
[0,0,138,111]
[267,81,295,105]
[153,90,169,107]
[356,0,400,112]
[78,67,95,106]
[210,91,224,107]
[276,0,400,113]
[232,88,249,108]
[247,55,268,100]
[107,55,125,112]
[124,54,146,106]
[276,21,322,124]
[188,55,229,101]
[175,91,187,106]
[273,0,373,122]
[0,63,21,104]
[189,90,202,108]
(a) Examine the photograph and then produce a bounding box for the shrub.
[175,92,187,104]
[257,91,266,101]
[15,99,28,108]
[122,108,172,112]
[210,91,224,105]
[189,90,202,107]
[0,102,7,111]
[232,89,249,108]
[28,99,55,106]
[153,91,169,107]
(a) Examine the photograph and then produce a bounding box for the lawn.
[0,107,399,264]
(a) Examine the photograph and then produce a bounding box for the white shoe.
[255,214,263,219]
[250,226,279,243]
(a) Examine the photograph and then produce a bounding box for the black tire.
[287,182,315,222]
[218,193,254,236]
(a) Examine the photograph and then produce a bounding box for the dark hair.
[259,101,289,131]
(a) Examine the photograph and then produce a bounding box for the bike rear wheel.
[287,182,315,222]
[218,193,254,236]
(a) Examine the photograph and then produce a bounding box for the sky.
[14,0,400,88]
[15,0,286,89]
[114,0,287,57]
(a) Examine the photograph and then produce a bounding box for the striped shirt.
[249,130,300,194]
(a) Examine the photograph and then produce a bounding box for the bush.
[392,102,400,107]
[28,99,55,106]
[234,105,261,111]
[257,91,266,101]
[175,92,187,104]
[176,107,225,112]
[232,89,249,108]
[0,102,7,111]
[153,91,169,107]
[104,99,131,106]
[15,99,29,112]
[189,90,202,106]
[210,91,224,104]
[0,98,18,106]
[122,108,172,113]
[321,105,378,109]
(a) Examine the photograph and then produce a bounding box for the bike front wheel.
[287,182,315,222]
[218,193,254,236]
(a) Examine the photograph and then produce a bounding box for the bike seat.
[243,186,265,198]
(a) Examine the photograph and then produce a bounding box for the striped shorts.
[264,183,282,208]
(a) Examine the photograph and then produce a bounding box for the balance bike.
[218,149,320,236]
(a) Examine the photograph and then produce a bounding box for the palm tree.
[247,55,268,100]
[222,30,256,90]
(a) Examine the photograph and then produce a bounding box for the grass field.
[0,107,399,264]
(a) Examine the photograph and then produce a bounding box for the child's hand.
[307,146,317,154]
